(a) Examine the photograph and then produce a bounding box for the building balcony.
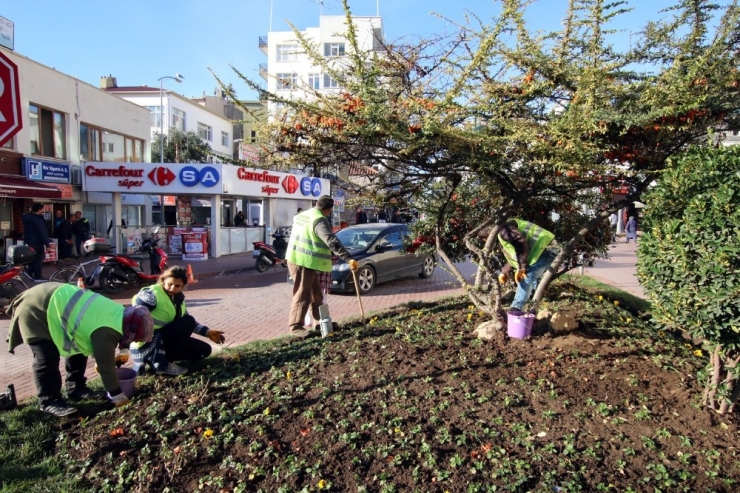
[259,63,268,80]
[259,36,268,55]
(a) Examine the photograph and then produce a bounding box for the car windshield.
[336,228,384,249]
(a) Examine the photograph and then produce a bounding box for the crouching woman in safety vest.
[130,266,225,376]
[6,282,153,417]
[497,219,560,312]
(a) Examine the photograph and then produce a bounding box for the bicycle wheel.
[49,267,80,285]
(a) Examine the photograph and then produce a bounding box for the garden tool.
[318,304,334,338]
[0,384,17,411]
[351,269,366,330]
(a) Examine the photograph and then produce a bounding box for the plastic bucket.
[507,311,535,339]
[319,317,334,338]
[116,367,138,398]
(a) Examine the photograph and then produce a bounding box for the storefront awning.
[0,175,64,200]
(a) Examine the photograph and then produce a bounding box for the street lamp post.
[158,74,184,163]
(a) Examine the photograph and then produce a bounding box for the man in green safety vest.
[497,219,560,312]
[286,195,359,338]
[7,282,154,417]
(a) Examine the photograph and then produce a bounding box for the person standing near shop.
[56,214,75,260]
[355,206,368,225]
[625,216,638,243]
[6,282,154,417]
[53,210,64,231]
[73,211,90,256]
[234,210,245,226]
[22,203,50,281]
[286,196,359,338]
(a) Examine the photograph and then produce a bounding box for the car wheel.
[355,265,376,293]
[419,255,435,278]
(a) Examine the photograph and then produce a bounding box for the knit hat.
[121,305,154,346]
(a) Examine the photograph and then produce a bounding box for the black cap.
[31,203,44,212]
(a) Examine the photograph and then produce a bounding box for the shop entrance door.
[221,200,234,227]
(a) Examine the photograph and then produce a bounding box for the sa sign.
[0,51,22,148]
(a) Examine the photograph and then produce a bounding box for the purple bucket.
[507,311,535,339]
[116,367,138,398]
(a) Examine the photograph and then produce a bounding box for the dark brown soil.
[56,284,740,492]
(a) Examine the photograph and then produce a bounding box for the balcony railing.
[258,36,268,55]
[258,63,268,80]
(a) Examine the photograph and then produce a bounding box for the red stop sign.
[0,51,22,148]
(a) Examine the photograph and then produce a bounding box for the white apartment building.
[0,47,152,253]
[259,15,384,116]
[103,79,233,162]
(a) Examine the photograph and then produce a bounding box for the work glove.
[115,348,130,368]
[498,273,508,285]
[207,329,226,344]
[348,259,359,271]
[110,392,131,408]
[515,268,527,283]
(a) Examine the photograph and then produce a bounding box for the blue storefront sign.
[24,158,71,183]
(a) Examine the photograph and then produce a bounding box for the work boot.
[39,399,77,417]
[155,362,188,376]
[289,328,312,339]
[67,386,107,402]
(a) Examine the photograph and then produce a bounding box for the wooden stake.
[351,269,366,330]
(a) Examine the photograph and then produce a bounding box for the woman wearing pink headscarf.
[7,282,153,417]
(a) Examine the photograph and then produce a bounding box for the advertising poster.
[182,233,208,261]
[44,240,58,263]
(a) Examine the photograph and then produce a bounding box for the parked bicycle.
[48,255,104,288]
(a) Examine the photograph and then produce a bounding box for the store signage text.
[300,177,323,197]
[26,159,70,183]
[237,168,280,184]
[262,186,280,196]
[86,165,145,189]
[181,166,220,188]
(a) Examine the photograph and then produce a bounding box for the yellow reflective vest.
[498,219,555,268]
[46,285,124,357]
[130,284,182,349]
[286,208,333,272]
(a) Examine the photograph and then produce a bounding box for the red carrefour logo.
[0,51,23,148]
[282,175,298,194]
[148,167,176,186]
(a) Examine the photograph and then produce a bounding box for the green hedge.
[637,146,740,348]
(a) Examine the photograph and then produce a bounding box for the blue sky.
[3,0,692,100]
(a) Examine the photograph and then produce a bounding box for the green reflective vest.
[47,285,124,357]
[130,284,183,349]
[286,208,333,272]
[498,219,555,268]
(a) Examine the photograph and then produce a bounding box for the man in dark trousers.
[355,206,368,225]
[73,211,90,256]
[56,214,75,260]
[22,203,50,281]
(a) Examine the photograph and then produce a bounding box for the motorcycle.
[0,246,34,314]
[96,229,169,294]
[253,233,288,273]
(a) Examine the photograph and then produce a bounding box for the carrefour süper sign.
[224,167,328,198]
[83,163,222,193]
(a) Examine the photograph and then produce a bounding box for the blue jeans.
[511,247,559,311]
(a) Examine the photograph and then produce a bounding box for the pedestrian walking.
[21,203,50,281]
[625,216,638,243]
[130,266,225,376]
[6,282,154,416]
[286,195,358,338]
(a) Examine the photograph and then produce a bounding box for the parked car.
[331,223,435,294]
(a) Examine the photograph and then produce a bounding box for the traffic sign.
[0,50,22,147]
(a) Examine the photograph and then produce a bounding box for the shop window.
[29,103,67,159]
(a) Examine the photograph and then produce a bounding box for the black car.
[331,223,435,293]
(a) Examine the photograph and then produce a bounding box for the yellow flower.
[286,371,292,380]
[598,295,603,301]
[394,427,401,433]
[263,407,271,415]
[626,318,632,324]
[694,350,703,357]
[478,311,486,317]
[203,429,214,438]
[318,479,327,489]
[468,305,475,311]
[658,331,665,337]
[684,343,693,349]
[614,300,619,306]
[467,313,473,321]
